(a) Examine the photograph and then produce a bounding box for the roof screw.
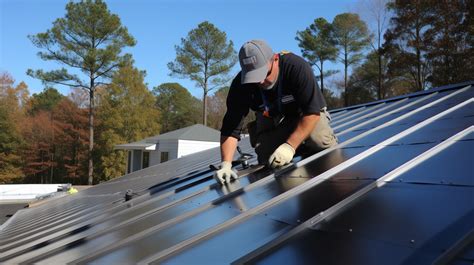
[125,189,133,201]
[349,228,353,232]
[410,239,415,244]
[297,219,301,223]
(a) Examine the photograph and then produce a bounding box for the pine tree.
[332,13,371,106]
[296,18,338,92]
[384,0,433,91]
[168,21,237,126]
[153,83,201,133]
[27,0,135,185]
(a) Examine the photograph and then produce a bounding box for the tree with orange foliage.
[0,72,28,183]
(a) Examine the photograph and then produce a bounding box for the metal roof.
[0,81,473,264]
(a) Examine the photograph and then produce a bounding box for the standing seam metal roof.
[0,81,473,264]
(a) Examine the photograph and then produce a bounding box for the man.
[214,40,337,184]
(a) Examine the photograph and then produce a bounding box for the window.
[142,151,150,169]
[160,152,169,163]
[127,151,132,173]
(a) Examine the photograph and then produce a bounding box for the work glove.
[214,161,239,185]
[268,143,295,168]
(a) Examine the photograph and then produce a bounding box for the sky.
[0,0,359,98]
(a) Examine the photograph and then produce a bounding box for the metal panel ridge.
[234,125,474,264]
[73,89,471,264]
[137,98,473,264]
[329,81,474,113]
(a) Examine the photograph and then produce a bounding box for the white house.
[115,124,221,174]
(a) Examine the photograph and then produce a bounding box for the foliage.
[296,18,338,92]
[424,1,471,87]
[322,89,343,110]
[21,98,89,184]
[207,86,229,130]
[96,64,160,181]
[0,72,28,183]
[0,105,23,183]
[332,13,371,106]
[28,87,64,115]
[348,51,384,101]
[168,21,237,126]
[153,83,201,133]
[384,0,433,92]
[358,0,392,100]
[27,0,136,185]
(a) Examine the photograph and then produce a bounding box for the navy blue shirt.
[221,53,326,139]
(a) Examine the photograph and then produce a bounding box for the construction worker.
[214,40,337,184]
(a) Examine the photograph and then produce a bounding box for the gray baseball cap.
[239,40,274,84]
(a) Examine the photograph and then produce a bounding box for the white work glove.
[214,161,239,184]
[268,143,295,168]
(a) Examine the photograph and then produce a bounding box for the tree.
[332,13,371,106]
[358,0,391,99]
[0,72,28,183]
[207,86,229,130]
[21,112,56,183]
[27,0,136,185]
[153,83,200,133]
[168,21,237,126]
[296,18,338,92]
[425,1,471,86]
[96,64,160,181]
[384,0,433,92]
[52,99,89,184]
[24,87,64,183]
[28,87,64,115]
[0,105,23,183]
[322,89,343,110]
[20,98,90,184]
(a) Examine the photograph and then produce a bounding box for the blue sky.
[1,0,359,98]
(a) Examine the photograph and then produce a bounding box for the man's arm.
[220,135,238,162]
[286,114,320,149]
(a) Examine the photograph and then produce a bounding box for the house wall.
[149,151,161,166]
[156,139,179,162]
[177,140,220,158]
[127,140,219,172]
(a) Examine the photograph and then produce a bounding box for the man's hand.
[214,161,239,184]
[268,143,295,168]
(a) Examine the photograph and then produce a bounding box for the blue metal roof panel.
[0,82,472,264]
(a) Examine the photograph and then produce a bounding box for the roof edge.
[329,80,474,113]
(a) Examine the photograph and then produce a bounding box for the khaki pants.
[248,109,338,164]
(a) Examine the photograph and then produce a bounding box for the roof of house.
[0,81,472,264]
[115,124,220,150]
[148,124,220,141]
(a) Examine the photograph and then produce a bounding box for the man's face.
[259,55,278,90]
